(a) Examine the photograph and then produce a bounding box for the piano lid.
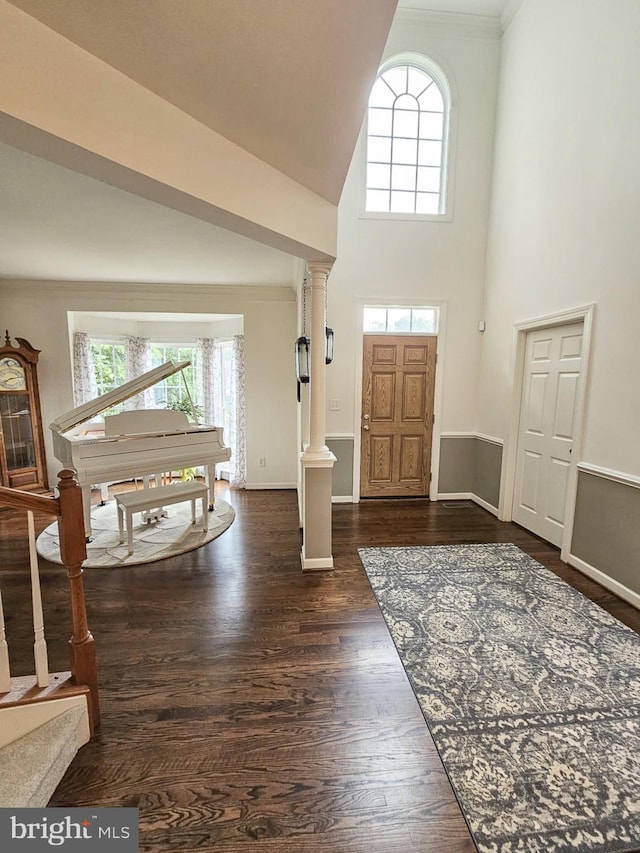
[50,360,191,435]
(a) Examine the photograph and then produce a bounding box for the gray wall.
[327,437,354,498]
[474,439,502,509]
[571,471,640,595]
[438,435,502,509]
[438,437,476,494]
[330,434,503,506]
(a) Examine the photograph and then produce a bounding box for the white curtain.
[197,337,223,427]
[197,337,225,478]
[197,335,246,487]
[72,332,97,405]
[124,335,152,410]
[231,334,247,488]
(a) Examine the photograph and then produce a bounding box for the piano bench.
[114,482,209,555]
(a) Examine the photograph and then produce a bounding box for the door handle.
[363,424,370,431]
[363,414,370,420]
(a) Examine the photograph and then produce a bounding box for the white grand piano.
[50,360,231,534]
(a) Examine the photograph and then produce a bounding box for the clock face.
[0,357,26,391]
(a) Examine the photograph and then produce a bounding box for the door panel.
[546,458,570,525]
[370,435,393,482]
[554,373,579,438]
[520,451,541,511]
[399,435,423,481]
[371,373,395,420]
[404,344,429,364]
[401,374,426,420]
[513,322,583,545]
[526,373,548,434]
[360,334,436,497]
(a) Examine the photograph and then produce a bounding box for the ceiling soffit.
[6,0,398,204]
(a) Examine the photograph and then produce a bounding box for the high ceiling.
[0,0,510,286]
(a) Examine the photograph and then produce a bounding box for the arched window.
[365,57,450,216]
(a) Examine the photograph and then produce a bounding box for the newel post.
[57,469,100,728]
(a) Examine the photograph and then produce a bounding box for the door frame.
[499,304,595,560]
[352,298,448,502]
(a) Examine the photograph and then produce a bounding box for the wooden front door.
[360,335,437,497]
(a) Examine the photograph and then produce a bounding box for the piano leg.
[99,482,109,505]
[205,465,216,511]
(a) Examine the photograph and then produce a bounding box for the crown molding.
[501,0,526,33]
[393,7,502,40]
[0,279,296,302]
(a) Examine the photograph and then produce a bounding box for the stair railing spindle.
[27,509,49,688]
[0,586,10,693]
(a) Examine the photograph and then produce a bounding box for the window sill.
[359,210,453,223]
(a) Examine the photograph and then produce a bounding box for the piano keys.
[50,360,231,535]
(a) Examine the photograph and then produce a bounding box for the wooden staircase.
[0,470,99,806]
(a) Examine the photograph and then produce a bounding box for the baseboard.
[435,492,473,501]
[434,492,499,517]
[300,549,334,572]
[331,496,353,503]
[244,483,297,490]
[471,494,500,517]
[567,553,640,611]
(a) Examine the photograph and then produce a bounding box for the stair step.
[0,706,87,807]
[0,671,77,706]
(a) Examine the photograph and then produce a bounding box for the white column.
[299,277,311,450]
[300,261,336,571]
[306,262,332,454]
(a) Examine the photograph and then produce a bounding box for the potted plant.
[165,398,205,481]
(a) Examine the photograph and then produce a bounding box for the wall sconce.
[295,335,311,384]
[325,327,334,365]
[295,335,310,402]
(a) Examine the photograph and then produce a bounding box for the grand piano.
[50,360,231,534]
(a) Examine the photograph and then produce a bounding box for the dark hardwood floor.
[1,486,639,852]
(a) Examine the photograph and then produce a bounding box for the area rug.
[358,544,640,853]
[36,497,235,568]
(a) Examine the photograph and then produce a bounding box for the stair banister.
[56,469,99,728]
[0,469,99,729]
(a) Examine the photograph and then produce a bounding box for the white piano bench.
[114,482,209,555]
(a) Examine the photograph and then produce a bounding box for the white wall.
[71,313,243,342]
[326,11,501,466]
[478,0,640,477]
[0,280,298,488]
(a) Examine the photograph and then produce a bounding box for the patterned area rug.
[358,544,640,853]
[37,497,235,568]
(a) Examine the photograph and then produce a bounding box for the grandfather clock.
[0,332,48,491]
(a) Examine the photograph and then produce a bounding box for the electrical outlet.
[258,456,266,467]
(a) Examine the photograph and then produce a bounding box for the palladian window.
[365,59,450,216]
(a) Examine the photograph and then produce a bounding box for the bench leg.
[191,498,196,525]
[117,504,124,544]
[127,509,134,555]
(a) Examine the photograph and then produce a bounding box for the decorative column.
[300,261,336,571]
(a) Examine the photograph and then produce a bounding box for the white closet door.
[513,323,583,546]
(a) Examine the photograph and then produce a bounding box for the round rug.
[36,497,235,568]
